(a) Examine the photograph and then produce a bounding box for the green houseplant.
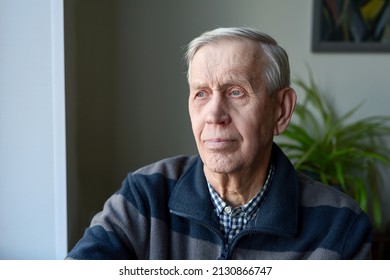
[277,73,390,230]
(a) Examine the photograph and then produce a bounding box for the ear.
[273,87,297,135]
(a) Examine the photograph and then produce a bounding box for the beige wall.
[65,0,390,249]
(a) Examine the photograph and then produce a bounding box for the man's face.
[188,39,279,175]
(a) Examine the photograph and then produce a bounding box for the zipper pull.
[218,243,229,260]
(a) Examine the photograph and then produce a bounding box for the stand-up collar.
[168,143,299,238]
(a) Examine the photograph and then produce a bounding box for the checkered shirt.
[207,163,274,244]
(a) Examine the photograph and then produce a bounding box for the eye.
[230,89,243,97]
[195,91,207,98]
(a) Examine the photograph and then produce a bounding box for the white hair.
[185,27,291,95]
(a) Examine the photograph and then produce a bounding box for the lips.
[202,138,237,150]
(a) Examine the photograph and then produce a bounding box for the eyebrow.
[189,82,207,90]
[190,74,254,92]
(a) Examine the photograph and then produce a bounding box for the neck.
[204,158,271,208]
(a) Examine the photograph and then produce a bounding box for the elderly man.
[67,27,372,259]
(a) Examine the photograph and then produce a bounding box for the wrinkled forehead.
[188,38,265,86]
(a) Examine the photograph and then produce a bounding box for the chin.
[201,152,241,174]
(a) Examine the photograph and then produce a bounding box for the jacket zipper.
[170,210,283,259]
[226,228,286,259]
[169,209,228,258]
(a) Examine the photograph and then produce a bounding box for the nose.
[205,93,231,125]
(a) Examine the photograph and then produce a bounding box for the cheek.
[189,109,203,140]
[237,106,274,140]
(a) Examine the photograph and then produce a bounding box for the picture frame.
[312,0,390,52]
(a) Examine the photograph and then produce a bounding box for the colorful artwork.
[312,0,390,52]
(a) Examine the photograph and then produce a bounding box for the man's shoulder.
[297,172,362,215]
[118,155,201,205]
[131,155,200,182]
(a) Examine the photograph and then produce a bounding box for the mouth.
[202,138,237,150]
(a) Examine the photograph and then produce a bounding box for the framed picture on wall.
[312,0,390,52]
